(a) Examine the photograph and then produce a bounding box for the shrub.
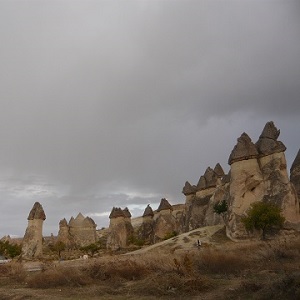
[163,231,178,240]
[242,202,285,239]
[80,242,102,257]
[214,200,228,215]
[128,235,145,247]
[0,240,22,258]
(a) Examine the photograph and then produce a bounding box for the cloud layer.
[0,1,299,236]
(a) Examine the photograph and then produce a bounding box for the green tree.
[0,240,22,258]
[241,202,285,240]
[213,200,228,214]
[163,231,178,240]
[49,241,66,258]
[80,242,101,257]
[213,200,228,220]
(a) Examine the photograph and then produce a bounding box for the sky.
[0,0,299,237]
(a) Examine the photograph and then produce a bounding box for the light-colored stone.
[57,213,97,247]
[106,207,134,250]
[22,202,46,259]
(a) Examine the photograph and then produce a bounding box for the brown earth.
[1,225,300,300]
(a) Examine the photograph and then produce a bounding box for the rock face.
[57,213,97,247]
[228,134,265,239]
[106,207,134,250]
[291,149,300,199]
[181,121,300,240]
[153,199,177,241]
[255,121,286,156]
[183,164,227,232]
[22,202,46,259]
[137,205,155,244]
[228,132,259,165]
[227,122,300,239]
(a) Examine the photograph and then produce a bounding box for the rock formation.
[228,132,259,164]
[227,121,300,239]
[107,121,300,246]
[181,121,300,240]
[57,213,97,247]
[255,121,286,156]
[183,163,227,232]
[106,207,134,250]
[153,198,177,241]
[291,149,300,199]
[22,202,46,259]
[136,205,155,244]
[227,133,265,239]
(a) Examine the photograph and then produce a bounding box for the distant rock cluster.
[57,213,97,247]
[17,121,300,258]
[105,121,300,247]
[106,199,185,250]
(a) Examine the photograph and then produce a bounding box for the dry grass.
[0,262,27,282]
[2,233,300,299]
[27,266,92,288]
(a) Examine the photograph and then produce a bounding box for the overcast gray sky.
[0,1,299,237]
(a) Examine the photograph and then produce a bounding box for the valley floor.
[1,226,300,300]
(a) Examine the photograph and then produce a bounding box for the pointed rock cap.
[27,202,46,220]
[197,176,206,190]
[157,198,173,212]
[75,212,85,221]
[123,207,132,218]
[214,163,225,177]
[109,207,125,219]
[83,216,96,226]
[255,121,286,156]
[182,181,197,195]
[291,149,300,173]
[204,167,217,188]
[143,204,154,217]
[59,218,68,227]
[228,132,258,165]
[259,121,280,139]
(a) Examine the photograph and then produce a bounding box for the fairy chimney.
[106,207,134,250]
[22,202,46,259]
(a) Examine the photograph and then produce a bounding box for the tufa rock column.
[106,207,134,250]
[22,202,46,259]
[227,132,264,239]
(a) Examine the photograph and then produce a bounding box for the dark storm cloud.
[0,1,299,236]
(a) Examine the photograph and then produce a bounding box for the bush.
[80,242,102,257]
[0,240,22,258]
[214,200,228,215]
[128,236,145,247]
[163,231,178,240]
[242,202,285,239]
